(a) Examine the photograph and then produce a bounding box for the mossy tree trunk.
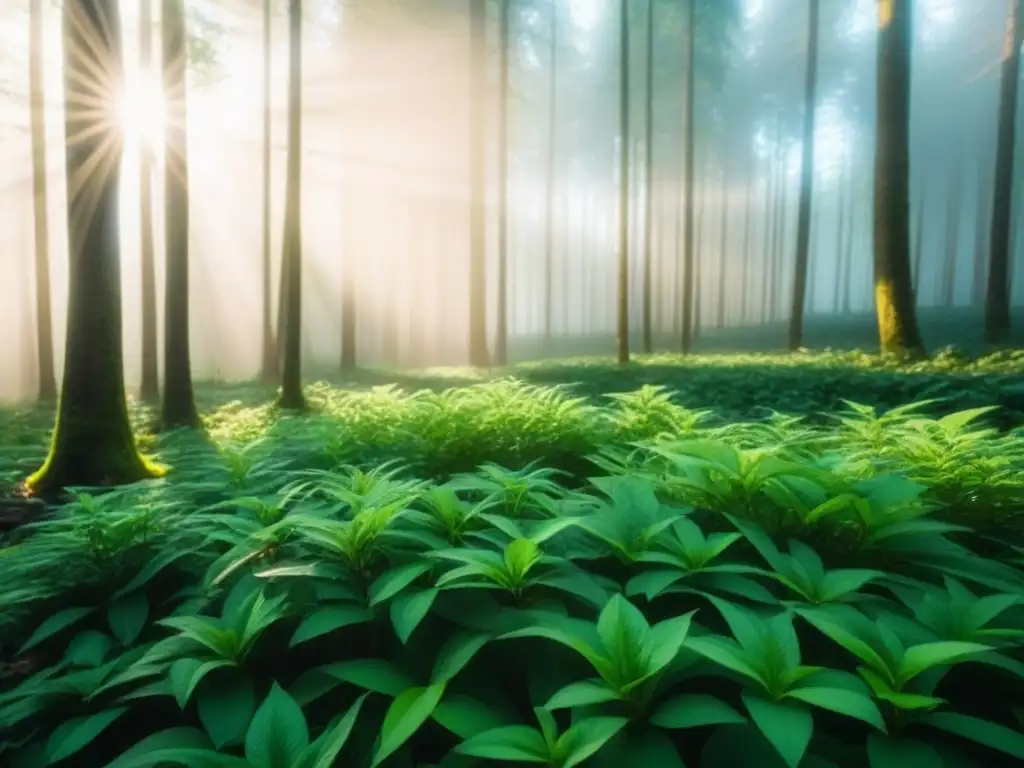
[616,0,630,365]
[493,0,511,367]
[468,0,490,368]
[984,0,1022,345]
[873,0,925,358]
[278,0,305,410]
[161,0,200,429]
[29,0,56,404]
[139,0,159,404]
[260,0,278,384]
[28,0,158,496]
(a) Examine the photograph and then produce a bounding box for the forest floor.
[1,317,1024,766]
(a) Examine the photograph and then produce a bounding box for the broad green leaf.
[818,570,884,603]
[369,562,433,606]
[372,683,447,767]
[108,592,150,646]
[169,658,232,708]
[645,611,696,676]
[590,725,685,768]
[858,667,944,711]
[65,630,115,668]
[455,725,550,762]
[546,680,620,709]
[290,606,373,647]
[432,695,511,739]
[898,641,990,684]
[866,733,944,768]
[798,610,891,676]
[651,693,746,729]
[743,694,813,768]
[596,595,650,667]
[47,707,127,763]
[784,686,885,731]
[499,625,609,675]
[391,588,440,644]
[302,693,368,768]
[625,570,686,601]
[20,606,95,653]
[246,682,310,768]
[431,631,492,684]
[922,711,1024,760]
[504,538,542,580]
[317,659,415,696]
[102,728,214,768]
[558,717,630,768]
[198,676,256,748]
[688,636,765,685]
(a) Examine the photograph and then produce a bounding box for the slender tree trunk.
[260,0,278,382]
[769,151,786,322]
[972,155,992,306]
[912,169,926,296]
[739,169,754,324]
[340,188,357,372]
[160,0,200,429]
[28,0,156,495]
[873,0,925,357]
[29,0,56,404]
[984,0,1022,344]
[138,0,159,403]
[694,172,706,340]
[788,0,820,349]
[834,158,848,311]
[642,0,655,352]
[616,0,630,364]
[761,162,775,323]
[493,0,511,366]
[941,148,964,308]
[542,1,558,348]
[680,0,696,352]
[468,0,489,366]
[842,178,855,314]
[278,0,305,408]
[716,172,729,329]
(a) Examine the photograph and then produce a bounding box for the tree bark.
[911,169,926,296]
[493,0,511,366]
[278,0,305,409]
[468,0,490,367]
[984,0,1022,344]
[642,0,655,352]
[28,0,157,495]
[260,0,278,383]
[739,167,754,324]
[940,147,963,308]
[139,0,159,403]
[715,171,729,329]
[788,0,820,349]
[680,0,696,353]
[29,0,56,404]
[616,0,630,364]
[873,0,925,357]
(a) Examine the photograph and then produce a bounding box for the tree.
[27,0,159,495]
[642,0,655,352]
[278,0,305,408]
[872,0,924,358]
[468,0,489,367]
[984,0,1023,345]
[680,0,696,353]
[493,0,511,367]
[616,0,630,365]
[29,0,56,404]
[260,0,278,383]
[542,0,558,348]
[139,0,159,403]
[161,0,200,429]
[787,0,820,350]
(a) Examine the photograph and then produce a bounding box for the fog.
[0,0,1020,401]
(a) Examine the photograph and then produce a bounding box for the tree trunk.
[761,160,775,323]
[769,151,786,322]
[833,160,847,312]
[160,0,200,429]
[616,0,630,365]
[642,0,655,352]
[788,0,820,349]
[29,0,56,404]
[873,0,925,357]
[940,148,963,308]
[468,0,489,367]
[260,0,278,383]
[493,0,511,366]
[971,155,992,306]
[739,169,754,324]
[680,0,696,353]
[542,1,558,348]
[912,169,926,296]
[139,0,159,403]
[278,0,305,409]
[340,184,357,372]
[842,178,855,314]
[28,0,157,495]
[715,172,729,329]
[984,0,1022,344]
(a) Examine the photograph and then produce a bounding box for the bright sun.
[117,77,166,150]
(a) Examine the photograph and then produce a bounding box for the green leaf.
[432,695,511,739]
[65,630,115,667]
[546,680,620,710]
[108,592,150,646]
[246,682,310,768]
[504,538,542,580]
[651,693,746,729]
[625,570,686,601]
[922,711,1024,760]
[431,631,492,684]
[784,687,885,731]
[20,606,94,653]
[198,676,256,748]
[558,717,630,768]
[169,658,232,708]
[866,733,944,768]
[369,562,434,606]
[743,694,813,768]
[102,728,214,768]
[317,659,415,696]
[47,707,127,763]
[390,588,439,644]
[289,606,373,647]
[456,725,550,762]
[596,594,650,665]
[372,683,447,767]
[898,641,990,684]
[688,636,765,686]
[646,611,695,676]
[302,693,368,768]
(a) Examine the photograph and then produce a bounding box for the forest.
[1,0,1023,765]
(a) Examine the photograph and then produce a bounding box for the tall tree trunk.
[873,0,925,357]
[493,0,511,366]
[29,0,56,404]
[468,0,489,366]
[693,173,706,340]
[160,0,200,429]
[680,0,696,353]
[941,149,964,308]
[339,186,357,372]
[739,168,754,324]
[972,155,992,306]
[641,0,655,352]
[769,151,786,322]
[984,0,1022,344]
[542,1,558,348]
[833,160,847,312]
[715,172,729,329]
[788,0,820,349]
[28,0,157,495]
[278,0,305,408]
[138,0,159,403]
[761,161,775,323]
[615,0,630,364]
[912,170,926,296]
[842,178,855,314]
[260,0,278,382]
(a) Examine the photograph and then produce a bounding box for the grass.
[1,349,1024,767]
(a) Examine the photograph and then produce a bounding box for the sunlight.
[117,76,165,151]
